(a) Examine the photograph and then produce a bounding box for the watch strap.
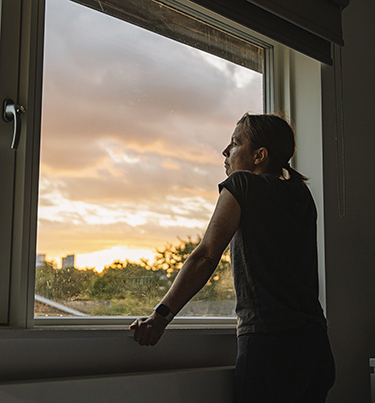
[154,303,174,323]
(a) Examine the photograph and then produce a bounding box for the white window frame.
[2,0,294,331]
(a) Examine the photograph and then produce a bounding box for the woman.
[130,113,335,402]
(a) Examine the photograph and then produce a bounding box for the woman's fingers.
[129,318,140,329]
[130,314,167,346]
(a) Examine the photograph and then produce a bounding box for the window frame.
[0,0,328,387]
[4,0,290,330]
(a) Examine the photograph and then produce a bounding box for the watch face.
[156,304,171,317]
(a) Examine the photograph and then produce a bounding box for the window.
[34,0,265,320]
[0,0,326,384]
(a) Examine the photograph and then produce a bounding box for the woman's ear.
[253,147,268,165]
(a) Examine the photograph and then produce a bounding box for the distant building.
[62,254,75,269]
[36,254,46,268]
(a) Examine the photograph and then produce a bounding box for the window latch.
[2,99,26,150]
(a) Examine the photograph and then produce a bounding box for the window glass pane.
[35,0,263,317]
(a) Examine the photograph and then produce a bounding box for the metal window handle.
[3,99,26,150]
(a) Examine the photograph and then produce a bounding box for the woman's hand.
[130,312,169,346]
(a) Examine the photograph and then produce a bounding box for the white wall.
[288,51,326,309]
[321,0,375,401]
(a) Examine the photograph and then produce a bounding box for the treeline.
[35,237,235,316]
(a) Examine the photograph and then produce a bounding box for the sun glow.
[76,246,156,272]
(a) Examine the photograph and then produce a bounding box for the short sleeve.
[218,170,254,209]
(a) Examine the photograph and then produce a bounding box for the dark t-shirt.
[219,170,326,336]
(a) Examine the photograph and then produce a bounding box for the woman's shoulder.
[220,170,281,192]
[219,171,256,206]
[229,170,259,181]
[220,170,256,189]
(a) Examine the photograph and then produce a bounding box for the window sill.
[32,315,237,330]
[0,325,237,383]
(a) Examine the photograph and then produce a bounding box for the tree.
[142,236,235,301]
[35,260,96,300]
[87,260,160,300]
[87,260,164,316]
[144,237,198,281]
[35,260,58,300]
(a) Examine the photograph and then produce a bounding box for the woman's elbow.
[190,246,221,270]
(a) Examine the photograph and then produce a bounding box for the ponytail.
[283,163,308,182]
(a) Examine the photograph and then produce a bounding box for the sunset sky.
[36,0,263,272]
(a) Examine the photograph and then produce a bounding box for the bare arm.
[130,188,240,346]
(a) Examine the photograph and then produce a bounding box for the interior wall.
[0,367,235,403]
[321,0,375,401]
[287,50,326,309]
[0,328,236,382]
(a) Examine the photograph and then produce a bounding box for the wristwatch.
[154,303,174,323]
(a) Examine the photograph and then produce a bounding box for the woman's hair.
[237,113,307,182]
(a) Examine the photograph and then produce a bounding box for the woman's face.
[222,124,256,176]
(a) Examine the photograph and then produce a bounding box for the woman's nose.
[222,145,230,157]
